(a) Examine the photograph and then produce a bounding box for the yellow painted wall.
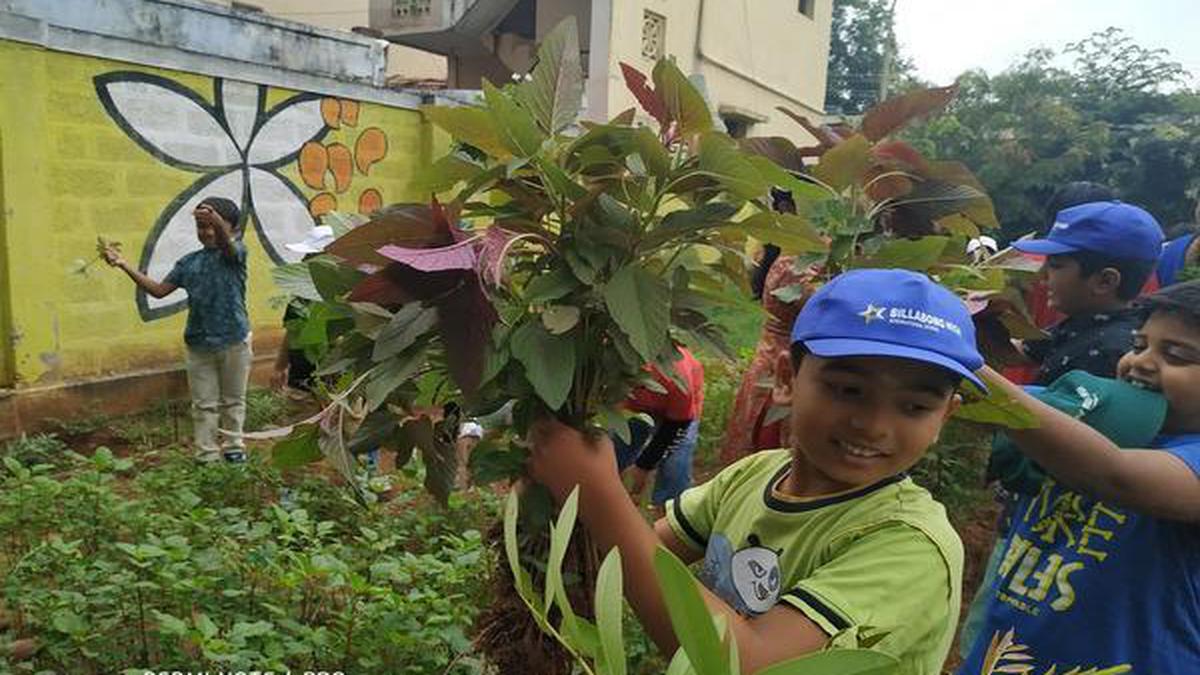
[0,39,438,388]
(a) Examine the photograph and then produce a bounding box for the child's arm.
[529,420,829,674]
[980,365,1200,521]
[103,246,178,299]
[197,205,239,260]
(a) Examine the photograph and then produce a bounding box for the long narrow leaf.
[595,548,627,675]
[653,547,729,675]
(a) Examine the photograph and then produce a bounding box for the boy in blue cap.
[959,280,1200,674]
[530,269,979,674]
[1012,200,1163,385]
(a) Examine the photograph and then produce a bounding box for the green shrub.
[244,387,292,432]
[0,447,496,673]
[1,433,70,467]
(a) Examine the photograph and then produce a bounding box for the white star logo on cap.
[859,303,886,324]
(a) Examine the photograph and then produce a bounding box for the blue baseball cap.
[1011,201,1164,261]
[791,269,986,390]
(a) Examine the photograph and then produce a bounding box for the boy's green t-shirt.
[666,449,962,675]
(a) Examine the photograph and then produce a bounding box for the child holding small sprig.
[531,269,977,674]
[104,197,251,464]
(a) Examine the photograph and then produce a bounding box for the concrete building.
[367,0,834,138]
[0,0,446,435]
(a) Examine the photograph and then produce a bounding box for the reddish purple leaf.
[377,238,479,272]
[860,84,959,142]
[619,62,667,128]
[437,275,498,396]
[325,203,456,268]
[476,226,521,287]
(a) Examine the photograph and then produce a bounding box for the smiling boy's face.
[1118,311,1200,434]
[775,353,960,494]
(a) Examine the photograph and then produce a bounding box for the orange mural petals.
[339,99,360,127]
[298,141,328,190]
[358,188,382,215]
[326,143,354,194]
[354,127,388,175]
[309,193,337,217]
[320,98,341,129]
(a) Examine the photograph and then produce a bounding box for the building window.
[721,115,753,139]
[393,0,433,19]
[798,0,815,18]
[642,10,666,60]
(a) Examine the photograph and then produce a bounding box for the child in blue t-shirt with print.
[104,197,251,464]
[960,280,1200,674]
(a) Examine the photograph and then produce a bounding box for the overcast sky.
[893,0,1200,88]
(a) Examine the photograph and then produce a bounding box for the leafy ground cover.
[1,375,995,673]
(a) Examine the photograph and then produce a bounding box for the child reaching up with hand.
[104,197,251,464]
[959,280,1200,674]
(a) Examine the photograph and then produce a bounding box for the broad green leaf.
[956,386,1039,429]
[745,155,831,202]
[698,132,769,200]
[270,425,321,468]
[733,212,827,255]
[603,266,671,363]
[934,213,981,237]
[653,547,728,675]
[372,304,438,362]
[634,126,671,179]
[310,258,363,302]
[364,351,424,411]
[484,80,546,158]
[510,319,576,410]
[653,59,714,136]
[542,304,581,334]
[595,548,626,675]
[516,16,584,134]
[739,136,804,172]
[856,236,950,271]
[643,203,740,250]
[525,267,579,303]
[544,486,579,614]
[504,489,537,603]
[422,105,511,158]
[51,609,87,635]
[812,134,871,192]
[537,156,589,201]
[272,261,321,301]
[151,610,189,636]
[409,155,482,195]
[754,649,899,675]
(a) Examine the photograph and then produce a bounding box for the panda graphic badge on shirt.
[698,533,783,615]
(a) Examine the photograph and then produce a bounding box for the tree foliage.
[824,0,913,115]
[903,28,1200,238]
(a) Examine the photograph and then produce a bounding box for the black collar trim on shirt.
[762,462,906,513]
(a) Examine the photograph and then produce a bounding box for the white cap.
[458,421,484,439]
[285,225,335,254]
[966,235,999,255]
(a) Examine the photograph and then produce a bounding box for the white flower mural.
[95,72,328,319]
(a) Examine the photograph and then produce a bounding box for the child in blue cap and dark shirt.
[960,280,1200,674]
[529,268,979,674]
[1012,201,1164,385]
